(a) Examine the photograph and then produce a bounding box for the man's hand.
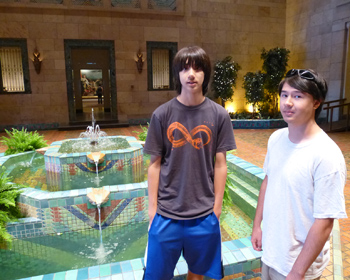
[213,206,222,220]
[148,208,157,226]
[251,225,262,251]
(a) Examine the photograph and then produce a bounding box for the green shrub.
[1,128,48,155]
[212,56,241,107]
[0,167,24,245]
[133,123,149,141]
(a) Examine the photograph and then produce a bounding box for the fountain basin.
[1,154,266,280]
[42,136,144,191]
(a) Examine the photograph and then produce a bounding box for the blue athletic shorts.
[143,212,224,280]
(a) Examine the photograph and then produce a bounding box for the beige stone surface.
[4,0,348,127]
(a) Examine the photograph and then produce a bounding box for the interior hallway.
[0,127,349,279]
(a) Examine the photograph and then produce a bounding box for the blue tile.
[42,275,54,280]
[65,269,78,279]
[120,261,133,272]
[111,263,122,274]
[225,241,238,251]
[232,239,246,249]
[88,266,100,278]
[249,247,263,258]
[232,250,246,262]
[224,264,234,275]
[122,272,134,280]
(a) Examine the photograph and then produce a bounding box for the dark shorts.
[143,212,223,280]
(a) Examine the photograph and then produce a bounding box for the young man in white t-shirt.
[251,69,347,280]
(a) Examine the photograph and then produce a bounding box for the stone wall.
[0,0,286,126]
[286,0,350,108]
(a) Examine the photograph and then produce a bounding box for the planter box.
[231,119,287,129]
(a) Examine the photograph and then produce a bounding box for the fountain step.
[58,121,129,130]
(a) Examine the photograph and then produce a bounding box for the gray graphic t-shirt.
[144,97,236,220]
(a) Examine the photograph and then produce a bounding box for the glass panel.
[148,0,176,11]
[152,49,170,90]
[0,47,25,92]
[30,0,62,3]
[71,0,102,6]
[111,0,140,8]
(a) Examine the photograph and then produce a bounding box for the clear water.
[0,204,252,280]
[0,222,149,280]
[58,138,131,153]
[6,154,150,191]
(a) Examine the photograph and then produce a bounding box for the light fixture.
[135,49,144,74]
[32,48,42,74]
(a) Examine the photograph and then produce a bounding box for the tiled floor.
[1,126,349,279]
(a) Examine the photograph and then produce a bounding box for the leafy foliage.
[1,128,48,155]
[0,167,24,245]
[243,71,266,118]
[212,56,241,105]
[261,47,290,116]
[133,123,149,141]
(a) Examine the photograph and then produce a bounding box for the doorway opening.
[64,40,117,123]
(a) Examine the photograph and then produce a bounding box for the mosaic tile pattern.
[44,136,144,191]
[7,182,148,238]
[16,238,262,280]
[1,127,347,279]
[231,119,287,129]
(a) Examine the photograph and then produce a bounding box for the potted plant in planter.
[212,56,241,107]
[261,47,290,117]
[243,71,266,119]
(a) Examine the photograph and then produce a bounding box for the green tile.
[57,199,66,207]
[242,261,251,272]
[74,197,83,205]
[251,259,261,270]
[49,199,58,207]
[53,271,66,280]
[66,269,78,279]
[100,264,111,277]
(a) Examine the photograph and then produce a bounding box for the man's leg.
[187,270,203,280]
[183,213,223,279]
[143,214,183,280]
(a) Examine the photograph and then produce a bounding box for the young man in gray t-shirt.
[142,46,236,280]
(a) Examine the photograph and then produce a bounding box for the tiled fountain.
[0,112,264,280]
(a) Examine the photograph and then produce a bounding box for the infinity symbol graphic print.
[167,122,212,150]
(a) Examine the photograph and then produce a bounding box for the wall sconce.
[135,49,144,74]
[32,48,42,74]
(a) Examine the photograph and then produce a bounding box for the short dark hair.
[173,46,211,95]
[278,69,328,119]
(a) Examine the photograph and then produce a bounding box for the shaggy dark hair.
[279,69,328,119]
[173,46,211,95]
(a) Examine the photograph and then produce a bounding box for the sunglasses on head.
[286,69,316,81]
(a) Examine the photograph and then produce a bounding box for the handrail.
[323,98,346,123]
[323,98,346,105]
[323,102,350,132]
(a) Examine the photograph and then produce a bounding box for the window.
[147,41,177,91]
[0,39,31,94]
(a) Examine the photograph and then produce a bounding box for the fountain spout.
[87,152,106,166]
[87,187,110,208]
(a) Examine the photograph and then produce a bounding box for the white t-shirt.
[262,128,347,279]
